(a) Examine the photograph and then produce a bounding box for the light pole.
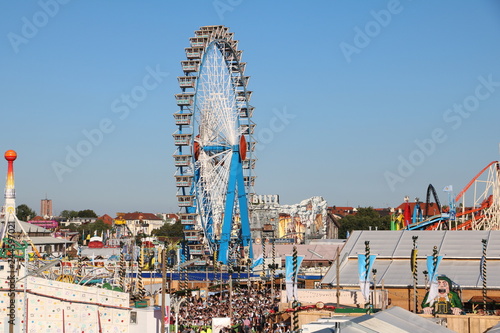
[271,239,276,298]
[247,258,252,290]
[161,248,166,333]
[219,261,224,300]
[228,266,233,320]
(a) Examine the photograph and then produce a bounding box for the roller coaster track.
[425,184,441,218]
[404,162,500,231]
[405,184,444,230]
[406,214,446,230]
[453,161,500,230]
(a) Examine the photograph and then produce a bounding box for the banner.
[285,255,304,302]
[410,249,418,274]
[165,305,170,326]
[425,255,443,305]
[165,293,171,331]
[426,255,443,281]
[250,254,263,269]
[357,254,376,302]
[480,256,486,281]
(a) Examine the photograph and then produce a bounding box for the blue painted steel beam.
[202,145,229,153]
[217,143,253,265]
[236,155,253,259]
[218,150,239,264]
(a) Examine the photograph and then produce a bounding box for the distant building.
[156,213,179,224]
[393,201,441,216]
[41,198,52,218]
[60,217,97,228]
[249,194,281,240]
[250,196,340,243]
[28,216,58,229]
[328,206,356,217]
[0,219,74,256]
[116,212,163,236]
[98,214,114,226]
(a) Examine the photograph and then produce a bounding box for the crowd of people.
[174,286,289,333]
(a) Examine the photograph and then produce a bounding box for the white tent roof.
[302,307,453,333]
[322,230,500,288]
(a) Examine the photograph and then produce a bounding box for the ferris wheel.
[173,26,256,265]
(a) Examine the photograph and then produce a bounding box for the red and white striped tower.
[4,150,17,220]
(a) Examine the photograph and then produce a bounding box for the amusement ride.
[173,26,256,266]
[393,161,500,231]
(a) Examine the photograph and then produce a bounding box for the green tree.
[66,223,78,232]
[60,210,78,219]
[152,220,184,238]
[339,207,390,238]
[16,204,36,221]
[77,209,98,218]
[78,219,111,235]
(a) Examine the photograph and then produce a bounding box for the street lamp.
[219,261,224,300]
[246,258,252,289]
[228,266,233,319]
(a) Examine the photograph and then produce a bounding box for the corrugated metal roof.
[81,247,123,258]
[351,307,454,332]
[30,237,74,245]
[322,230,500,288]
[489,322,500,333]
[0,220,51,234]
[253,243,344,261]
[342,230,498,259]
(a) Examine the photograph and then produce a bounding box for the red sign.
[164,305,170,325]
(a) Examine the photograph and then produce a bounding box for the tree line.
[16,204,390,241]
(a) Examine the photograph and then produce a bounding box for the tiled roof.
[328,206,355,217]
[98,214,114,225]
[119,212,162,220]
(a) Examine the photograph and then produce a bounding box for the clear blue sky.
[1,1,499,216]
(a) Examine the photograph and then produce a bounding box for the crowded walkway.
[174,287,283,332]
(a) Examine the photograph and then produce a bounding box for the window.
[130,311,137,324]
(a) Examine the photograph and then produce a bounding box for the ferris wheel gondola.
[173,26,255,265]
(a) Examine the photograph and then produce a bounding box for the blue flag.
[285,255,304,302]
[426,255,444,305]
[426,255,443,282]
[285,255,304,283]
[251,254,263,269]
[358,254,377,282]
[358,254,376,301]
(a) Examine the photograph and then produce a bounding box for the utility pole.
[229,267,233,320]
[161,248,166,333]
[336,247,340,307]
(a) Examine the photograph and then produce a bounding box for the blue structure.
[174,26,255,266]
